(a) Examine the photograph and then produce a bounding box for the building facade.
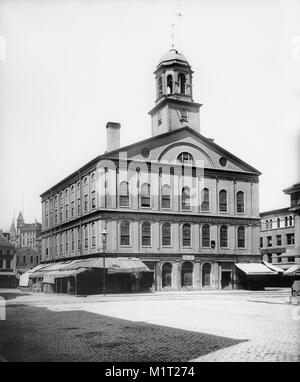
[0,233,17,288]
[15,212,42,270]
[40,49,262,291]
[283,183,300,270]
[260,208,295,270]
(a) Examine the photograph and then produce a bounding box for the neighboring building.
[15,212,42,271]
[0,233,17,288]
[40,48,263,292]
[283,182,300,274]
[260,208,295,270]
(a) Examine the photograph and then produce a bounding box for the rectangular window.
[141,195,150,208]
[288,257,295,262]
[267,236,272,247]
[286,233,295,245]
[71,201,74,217]
[180,110,188,122]
[120,223,130,246]
[277,256,282,263]
[0,259,3,268]
[276,235,282,246]
[260,237,263,248]
[6,259,11,269]
[161,194,171,209]
[268,254,272,263]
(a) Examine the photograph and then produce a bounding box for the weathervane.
[170,11,183,50]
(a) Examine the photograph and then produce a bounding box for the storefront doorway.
[202,263,211,287]
[181,261,193,288]
[221,271,232,289]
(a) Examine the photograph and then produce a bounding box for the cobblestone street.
[0,289,299,362]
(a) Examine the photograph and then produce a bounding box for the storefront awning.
[106,258,152,274]
[279,247,300,258]
[235,263,277,275]
[62,257,152,274]
[43,268,87,284]
[262,261,285,273]
[284,264,300,275]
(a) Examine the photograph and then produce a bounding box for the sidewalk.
[0,287,293,306]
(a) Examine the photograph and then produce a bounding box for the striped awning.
[284,264,300,275]
[235,263,277,275]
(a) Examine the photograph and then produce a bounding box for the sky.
[0,0,299,231]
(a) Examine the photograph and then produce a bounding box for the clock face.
[219,157,227,167]
[141,147,150,158]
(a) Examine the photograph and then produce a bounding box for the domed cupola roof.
[157,48,190,68]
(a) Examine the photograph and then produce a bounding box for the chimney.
[106,122,121,152]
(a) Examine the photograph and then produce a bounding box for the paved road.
[0,289,299,362]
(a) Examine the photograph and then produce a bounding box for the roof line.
[40,126,261,198]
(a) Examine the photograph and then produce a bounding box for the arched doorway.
[202,263,212,287]
[181,261,193,288]
[162,262,172,288]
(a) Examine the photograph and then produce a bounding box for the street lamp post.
[101,227,107,295]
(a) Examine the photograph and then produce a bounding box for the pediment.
[106,127,260,175]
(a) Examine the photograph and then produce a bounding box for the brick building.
[260,208,295,270]
[40,49,264,293]
[14,212,42,271]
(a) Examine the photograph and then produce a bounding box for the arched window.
[181,262,193,287]
[158,76,163,97]
[202,263,211,287]
[265,219,269,229]
[178,73,186,94]
[237,226,245,248]
[141,183,151,207]
[120,221,130,245]
[277,218,280,228]
[220,225,228,248]
[181,186,190,210]
[236,191,244,213]
[270,219,273,229]
[182,223,191,247]
[167,74,173,94]
[289,216,293,226]
[219,190,227,212]
[142,222,151,246]
[161,185,171,209]
[285,216,288,227]
[177,152,194,165]
[119,181,129,207]
[202,224,210,247]
[162,222,171,246]
[201,188,210,212]
[162,263,172,287]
